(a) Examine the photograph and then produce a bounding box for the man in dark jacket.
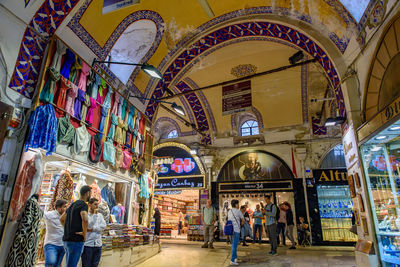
[284,202,296,249]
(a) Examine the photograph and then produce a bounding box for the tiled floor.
[136,240,356,267]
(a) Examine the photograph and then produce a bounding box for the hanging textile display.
[115,144,123,169]
[90,180,102,201]
[50,39,67,72]
[77,62,90,91]
[107,114,118,140]
[68,58,81,83]
[114,117,125,145]
[99,88,112,135]
[138,172,149,199]
[111,92,120,115]
[120,98,127,119]
[60,49,75,79]
[25,104,57,156]
[5,196,43,267]
[10,152,43,222]
[57,114,75,147]
[101,184,116,210]
[49,170,74,210]
[111,204,123,223]
[85,97,97,125]
[74,89,86,120]
[64,81,78,115]
[80,94,91,122]
[54,76,71,109]
[122,149,132,170]
[74,124,91,154]
[103,139,116,166]
[87,73,100,99]
[88,133,103,163]
[39,67,61,103]
[97,78,107,103]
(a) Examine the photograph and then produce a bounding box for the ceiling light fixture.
[127,93,186,117]
[376,136,387,140]
[371,146,382,152]
[190,149,197,155]
[389,126,400,131]
[289,51,304,65]
[93,60,163,79]
[324,116,346,126]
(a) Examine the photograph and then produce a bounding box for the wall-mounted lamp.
[93,60,163,80]
[127,93,186,117]
[324,116,346,126]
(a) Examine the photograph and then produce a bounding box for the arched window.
[167,130,178,139]
[240,120,259,136]
[320,144,346,168]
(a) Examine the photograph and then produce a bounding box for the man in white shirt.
[81,198,106,267]
[43,199,67,267]
[228,199,244,266]
[178,209,184,235]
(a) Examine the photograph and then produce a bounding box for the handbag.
[224,219,234,236]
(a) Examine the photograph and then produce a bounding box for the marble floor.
[136,240,356,267]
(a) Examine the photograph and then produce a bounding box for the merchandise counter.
[99,243,160,267]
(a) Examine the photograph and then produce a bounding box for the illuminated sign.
[313,169,348,183]
[155,176,205,190]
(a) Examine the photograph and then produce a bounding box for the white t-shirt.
[228,208,244,233]
[43,210,64,246]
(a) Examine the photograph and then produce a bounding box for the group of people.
[224,195,302,266]
[43,185,106,267]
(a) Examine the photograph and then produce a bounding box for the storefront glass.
[360,120,400,266]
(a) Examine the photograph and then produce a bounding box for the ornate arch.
[68,2,164,97]
[145,21,346,127]
[154,117,182,137]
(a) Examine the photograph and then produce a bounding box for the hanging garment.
[99,88,112,136]
[77,62,90,91]
[103,139,116,166]
[90,181,102,202]
[138,173,149,199]
[80,94,91,122]
[122,150,132,170]
[111,205,122,223]
[115,144,123,169]
[139,113,146,135]
[120,99,127,119]
[68,57,81,82]
[25,104,57,156]
[5,196,43,267]
[10,153,43,222]
[74,124,91,154]
[49,170,74,210]
[87,74,100,99]
[131,129,138,153]
[127,105,135,129]
[73,89,86,120]
[85,97,97,125]
[73,177,87,202]
[97,78,106,103]
[57,114,75,146]
[50,39,67,72]
[60,49,75,79]
[111,93,120,115]
[54,76,71,109]
[114,117,125,145]
[101,185,116,210]
[39,67,61,103]
[88,133,104,163]
[64,81,78,115]
[135,133,141,155]
[107,114,118,140]
[98,201,110,223]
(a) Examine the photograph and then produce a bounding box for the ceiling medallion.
[231,64,257,78]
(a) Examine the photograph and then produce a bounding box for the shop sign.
[102,0,139,14]
[154,190,182,195]
[218,180,293,192]
[155,175,205,190]
[343,124,359,169]
[313,169,348,183]
[382,95,400,123]
[222,80,252,115]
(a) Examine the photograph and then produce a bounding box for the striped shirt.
[264,203,277,226]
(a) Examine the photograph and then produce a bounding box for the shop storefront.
[358,98,400,266]
[152,142,206,241]
[214,150,296,241]
[0,37,159,267]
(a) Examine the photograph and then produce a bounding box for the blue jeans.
[277,222,286,245]
[44,244,65,267]
[81,246,102,267]
[230,232,240,262]
[253,224,262,243]
[64,241,84,267]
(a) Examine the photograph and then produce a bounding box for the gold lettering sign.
[318,170,348,182]
[382,98,400,123]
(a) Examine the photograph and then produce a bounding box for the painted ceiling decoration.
[68,0,164,99]
[145,20,346,127]
[8,0,80,98]
[230,64,258,78]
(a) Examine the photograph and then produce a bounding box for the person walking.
[178,209,184,235]
[284,202,296,249]
[261,195,278,255]
[228,199,244,266]
[43,199,67,267]
[201,199,217,248]
[154,207,161,236]
[276,203,286,246]
[252,204,263,244]
[60,185,91,267]
[81,198,106,267]
[240,205,252,246]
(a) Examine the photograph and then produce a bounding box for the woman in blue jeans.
[228,199,244,266]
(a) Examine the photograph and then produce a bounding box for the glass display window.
[360,121,400,266]
[316,185,357,242]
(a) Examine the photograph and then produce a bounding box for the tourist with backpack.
[261,195,278,255]
[225,199,244,265]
